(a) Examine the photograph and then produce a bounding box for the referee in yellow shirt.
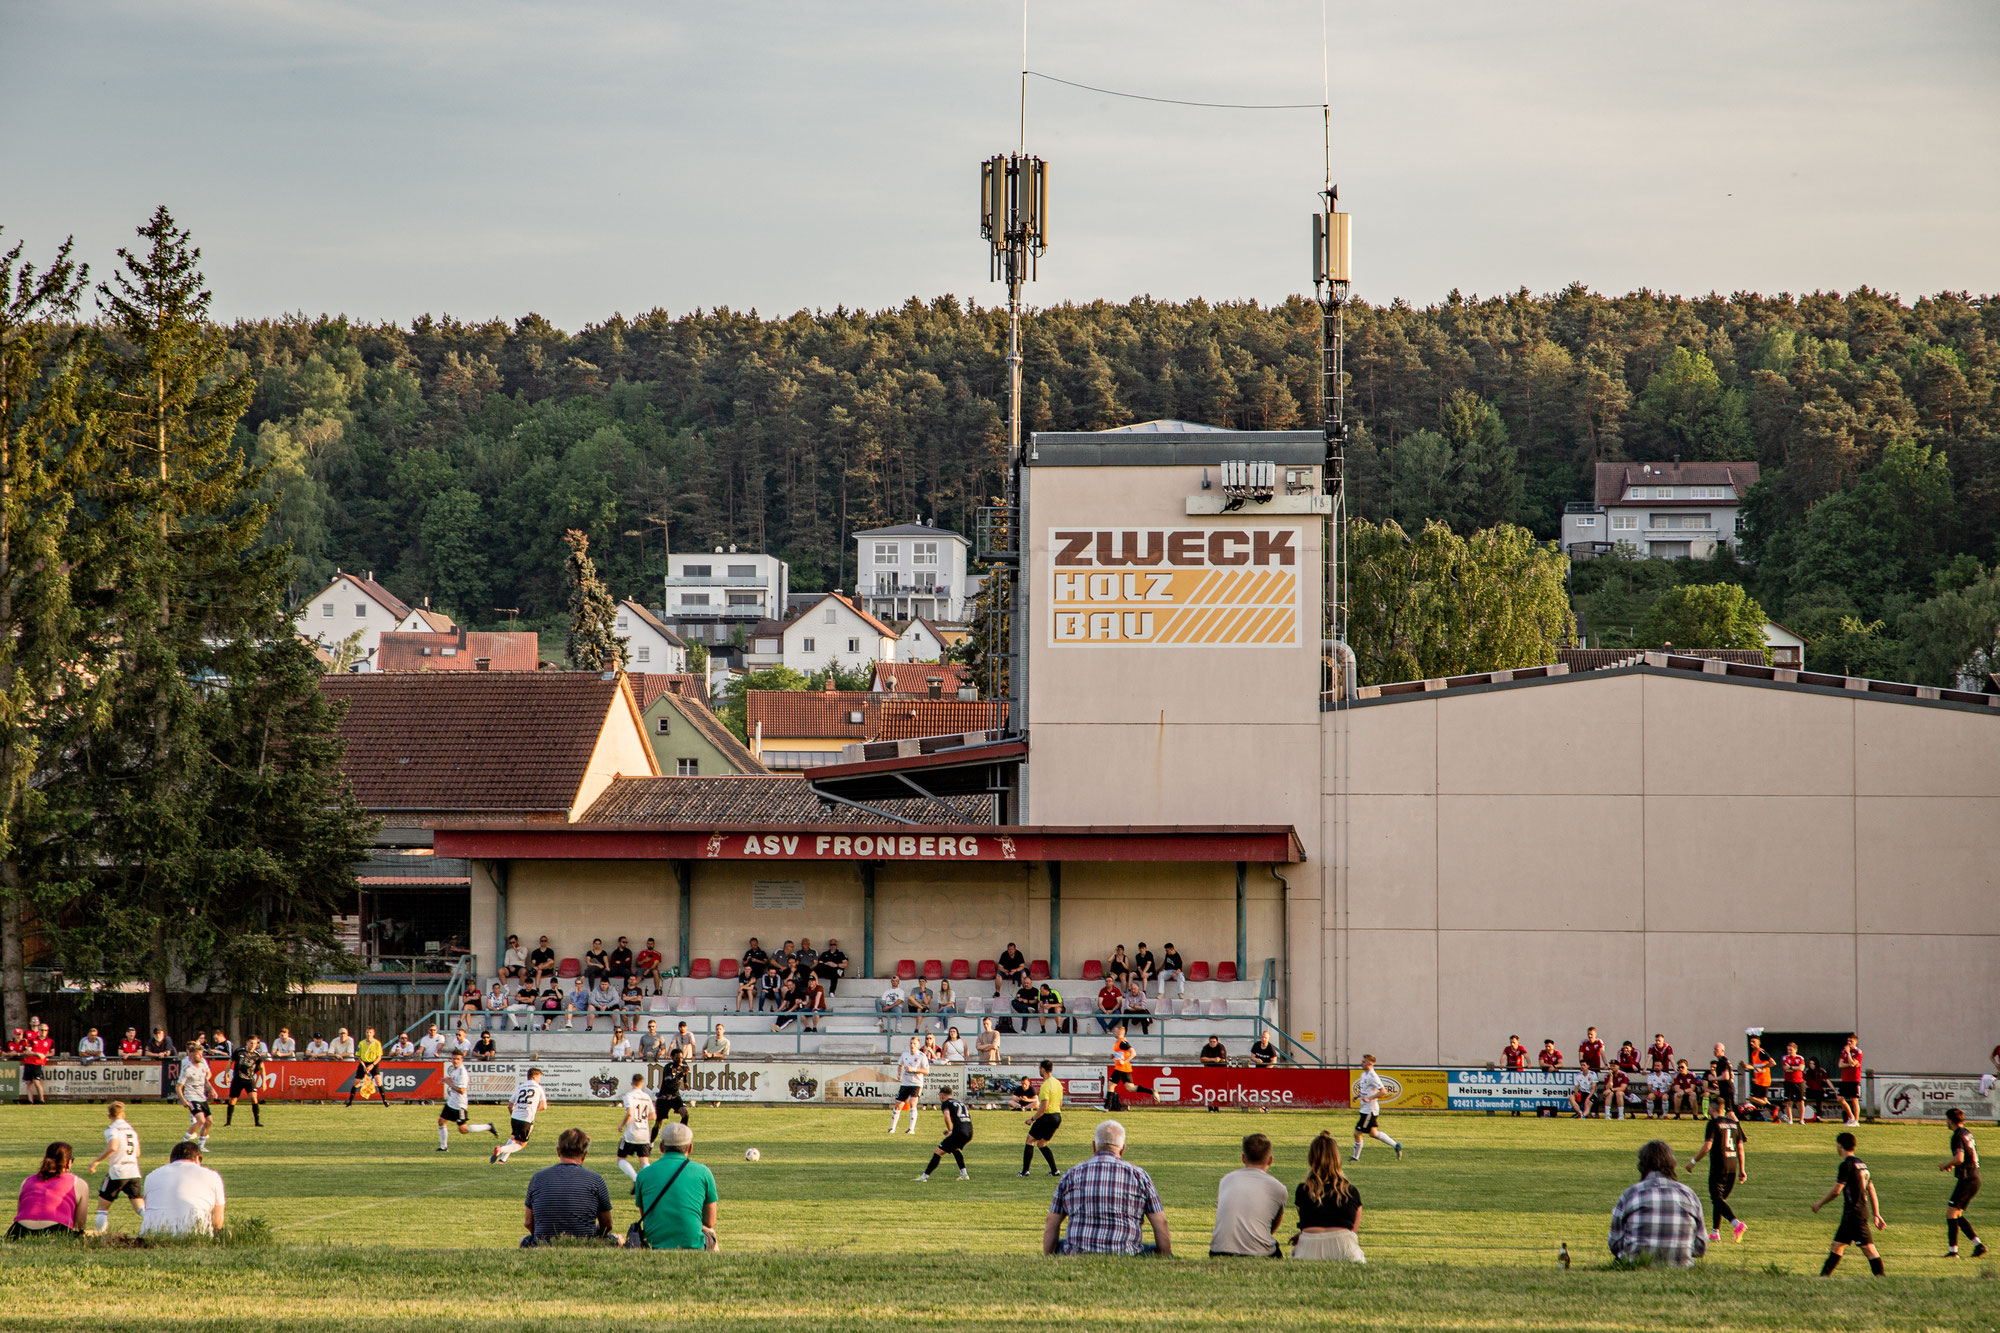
[1019,1059,1065,1178]
[347,1027,389,1107]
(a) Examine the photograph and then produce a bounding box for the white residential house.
[893,616,952,663]
[661,548,788,652]
[1762,621,1807,670]
[781,593,899,675]
[614,599,688,672]
[742,619,787,671]
[294,570,428,671]
[854,522,970,623]
[1561,461,1762,560]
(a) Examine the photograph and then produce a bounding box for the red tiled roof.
[872,661,972,695]
[874,698,1006,740]
[578,775,991,826]
[629,672,709,710]
[1593,461,1759,507]
[782,591,900,640]
[337,571,412,620]
[377,629,540,673]
[618,599,686,647]
[321,671,629,813]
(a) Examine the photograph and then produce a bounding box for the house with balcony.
[660,548,789,659]
[854,522,969,623]
[1561,461,1761,559]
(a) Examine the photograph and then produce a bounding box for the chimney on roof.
[958,684,978,701]
[366,570,374,581]
[927,675,943,699]
[823,677,837,693]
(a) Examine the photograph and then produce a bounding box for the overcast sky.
[4,1,1996,328]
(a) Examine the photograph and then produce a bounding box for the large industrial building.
[428,422,2000,1074]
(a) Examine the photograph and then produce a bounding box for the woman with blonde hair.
[1292,1131,1365,1261]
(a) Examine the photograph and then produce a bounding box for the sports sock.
[1821,1253,1840,1275]
[951,1150,965,1169]
[908,1111,918,1133]
[1352,1142,1363,1158]
[95,1209,108,1232]
[1948,1217,1959,1248]
[619,1159,639,1182]
[924,1153,942,1177]
[889,1110,901,1131]
[1867,1256,1883,1275]
[251,1104,261,1126]
[1040,1146,1058,1172]
[225,1104,235,1125]
[440,1126,450,1149]
[1022,1144,1034,1172]
[1958,1217,1979,1242]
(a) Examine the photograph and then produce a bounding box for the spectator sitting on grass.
[704,1024,730,1060]
[1122,982,1151,1035]
[10,1141,88,1237]
[1292,1131,1365,1261]
[139,1141,225,1238]
[995,944,1029,995]
[1608,1139,1707,1267]
[522,1128,618,1247]
[1201,1035,1229,1067]
[631,1122,717,1251]
[1044,1120,1172,1257]
[1096,980,1124,1033]
[1210,1132,1286,1258]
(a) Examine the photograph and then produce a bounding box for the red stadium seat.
[557,957,581,978]
[1188,961,1211,983]
[895,959,916,980]
[1216,961,1238,983]
[922,959,944,981]
[1080,959,1104,981]
[717,958,739,979]
[976,959,997,980]
[949,959,971,981]
[1029,959,1049,980]
[688,958,712,980]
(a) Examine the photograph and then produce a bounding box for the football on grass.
[744,1148,761,1162]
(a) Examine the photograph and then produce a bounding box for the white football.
[744,1148,761,1162]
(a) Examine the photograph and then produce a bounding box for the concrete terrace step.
[474,1030,1241,1061]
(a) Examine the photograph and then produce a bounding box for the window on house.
[803,637,816,652]
[875,573,895,594]
[356,603,368,617]
[728,593,758,606]
[1611,515,1638,531]
[1575,516,1597,528]
[636,646,651,663]
[683,564,711,577]
[874,542,899,565]
[1628,488,1645,499]
[677,758,700,776]
[912,571,937,591]
[912,541,938,566]
[728,564,756,577]
[847,638,860,653]
[682,594,710,606]
[1655,487,1672,499]
[657,715,672,735]
[846,710,864,724]
[824,608,837,624]
[617,618,629,631]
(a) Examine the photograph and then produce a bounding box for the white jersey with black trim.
[103,1120,141,1179]
[1353,1069,1387,1115]
[509,1080,546,1122]
[896,1050,930,1087]
[179,1062,211,1104]
[621,1088,655,1143]
[443,1064,469,1112]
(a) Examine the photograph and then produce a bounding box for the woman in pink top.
[10,1141,88,1236]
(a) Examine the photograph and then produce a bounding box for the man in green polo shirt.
[631,1122,718,1250]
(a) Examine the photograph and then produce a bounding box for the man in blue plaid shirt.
[1043,1120,1174,1256]
[1608,1140,1708,1267]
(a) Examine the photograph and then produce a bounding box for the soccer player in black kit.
[1812,1131,1886,1275]
[1941,1106,1984,1258]
[650,1048,692,1139]
[225,1037,265,1127]
[1688,1097,1748,1242]
[916,1092,975,1182]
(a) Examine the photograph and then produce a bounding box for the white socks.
[95,1210,108,1232]
[467,1123,492,1135]
[908,1112,918,1134]
[439,1126,450,1149]
[619,1159,639,1182]
[889,1111,902,1132]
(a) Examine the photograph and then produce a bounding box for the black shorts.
[1833,1210,1872,1246]
[185,1100,209,1117]
[98,1176,142,1202]
[1949,1177,1980,1210]
[1028,1113,1062,1141]
[655,1094,686,1116]
[896,1085,920,1103]
[938,1130,973,1153]
[1786,1082,1804,1102]
[509,1118,534,1144]
[229,1076,258,1097]
[1838,1080,1860,1100]
[617,1140,652,1159]
[19,1064,40,1082]
[1110,1070,1133,1087]
[1354,1112,1379,1134]
[440,1105,467,1124]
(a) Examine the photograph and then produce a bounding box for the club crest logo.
[787,1074,818,1101]
[589,1069,619,1098]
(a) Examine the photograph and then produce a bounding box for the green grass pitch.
[0,1098,1992,1330]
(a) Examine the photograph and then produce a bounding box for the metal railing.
[1254,959,1324,1067]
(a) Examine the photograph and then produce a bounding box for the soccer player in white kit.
[437,1053,497,1150]
[491,1068,547,1164]
[889,1035,929,1135]
[1350,1054,1403,1161]
[178,1053,214,1149]
[1646,1068,1673,1120]
[87,1101,145,1232]
[616,1073,656,1181]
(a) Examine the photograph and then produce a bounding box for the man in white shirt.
[889,1035,930,1135]
[1211,1131,1287,1257]
[616,1072,656,1182]
[87,1101,145,1232]
[139,1141,225,1237]
[417,1024,445,1060]
[492,1068,548,1164]
[270,1029,297,1058]
[448,1028,474,1057]
[305,1034,330,1058]
[437,1052,497,1151]
[388,1032,418,1058]
[1350,1054,1403,1162]
[78,1028,106,1062]
[328,1028,356,1060]
[878,981,907,1032]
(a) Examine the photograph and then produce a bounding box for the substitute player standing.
[1812,1131,1886,1275]
[225,1036,265,1127]
[917,1089,975,1182]
[1688,1096,1750,1243]
[1940,1106,1984,1258]
[491,1068,547,1165]
[1835,1034,1864,1127]
[1351,1055,1403,1161]
[437,1052,497,1151]
[1780,1042,1808,1123]
[889,1034,929,1135]
[1019,1059,1064,1178]
[86,1102,144,1232]
[178,1049,213,1150]
[616,1073,655,1182]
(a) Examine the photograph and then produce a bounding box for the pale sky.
[4,1,1996,328]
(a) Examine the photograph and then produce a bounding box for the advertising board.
[1875,1076,1999,1120]
[1366,1068,1449,1111]
[1048,526,1305,647]
[1128,1065,1350,1110]
[1447,1069,1577,1112]
[37,1062,164,1099]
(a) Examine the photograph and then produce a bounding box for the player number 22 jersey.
[510,1081,546,1122]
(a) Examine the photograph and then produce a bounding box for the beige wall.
[497,859,680,964]
[1323,671,2000,1072]
[569,681,661,818]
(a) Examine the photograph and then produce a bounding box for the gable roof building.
[855,521,971,623]
[294,570,418,671]
[1562,461,1762,560]
[781,592,899,676]
[872,660,972,696]
[745,686,1005,769]
[377,628,541,673]
[628,671,763,775]
[614,599,688,673]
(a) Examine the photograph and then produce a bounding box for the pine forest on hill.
[234,286,2000,684]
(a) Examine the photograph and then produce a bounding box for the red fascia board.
[807,739,1029,780]
[434,823,1303,864]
